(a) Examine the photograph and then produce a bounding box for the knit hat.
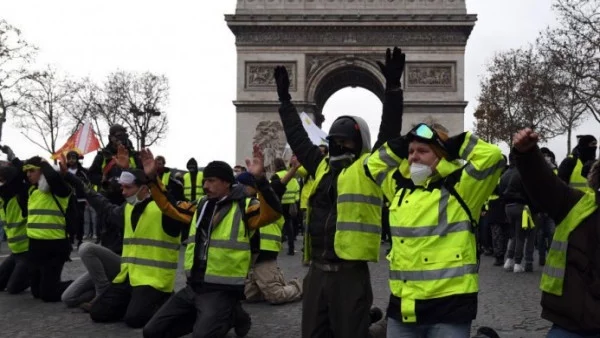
[204,161,235,184]
[22,156,44,171]
[109,124,127,136]
[236,172,256,187]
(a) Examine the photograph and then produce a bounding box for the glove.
[0,145,16,161]
[376,47,406,91]
[273,66,292,102]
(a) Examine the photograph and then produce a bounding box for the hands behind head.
[377,46,406,91]
[139,148,157,180]
[513,128,539,153]
[246,144,265,179]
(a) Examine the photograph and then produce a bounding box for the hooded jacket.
[277,89,403,262]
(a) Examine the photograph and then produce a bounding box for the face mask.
[410,163,433,186]
[38,174,50,193]
[329,153,355,172]
[68,168,77,174]
[125,187,144,206]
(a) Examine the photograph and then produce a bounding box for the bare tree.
[105,71,169,150]
[552,0,600,123]
[474,48,560,146]
[14,66,81,156]
[537,28,591,153]
[0,19,38,143]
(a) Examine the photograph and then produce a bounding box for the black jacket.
[277,90,404,262]
[88,143,142,204]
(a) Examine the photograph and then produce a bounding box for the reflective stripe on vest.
[305,155,383,263]
[27,189,69,240]
[568,157,593,193]
[260,217,284,252]
[387,185,479,324]
[276,170,300,204]
[183,172,204,201]
[186,198,251,286]
[0,196,29,253]
[113,202,180,292]
[540,193,597,296]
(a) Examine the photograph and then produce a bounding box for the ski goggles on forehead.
[408,123,446,149]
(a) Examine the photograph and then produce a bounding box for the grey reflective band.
[210,239,249,250]
[378,146,400,168]
[7,234,28,243]
[336,222,380,234]
[229,201,244,241]
[375,171,387,186]
[389,264,478,281]
[391,221,471,238]
[204,275,246,285]
[122,238,180,251]
[543,265,564,279]
[27,223,65,230]
[185,235,196,245]
[29,209,64,216]
[569,182,588,187]
[260,233,281,241]
[550,240,568,252]
[120,257,178,270]
[464,160,505,181]
[461,134,479,160]
[338,194,382,206]
[6,220,27,229]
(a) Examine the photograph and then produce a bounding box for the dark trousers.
[0,252,30,294]
[536,213,555,264]
[90,282,171,328]
[75,202,86,244]
[302,262,373,338]
[143,286,241,338]
[490,222,509,259]
[505,203,536,264]
[282,204,295,253]
[29,253,71,302]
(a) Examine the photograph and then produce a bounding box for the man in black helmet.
[273,46,406,338]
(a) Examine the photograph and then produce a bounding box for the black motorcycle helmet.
[326,117,362,155]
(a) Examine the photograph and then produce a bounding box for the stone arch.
[306,57,385,126]
[227,0,476,165]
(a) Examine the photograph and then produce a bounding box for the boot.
[493,256,503,266]
[233,303,251,337]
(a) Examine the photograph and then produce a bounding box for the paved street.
[0,241,551,338]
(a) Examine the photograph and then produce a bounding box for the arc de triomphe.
[226,0,477,168]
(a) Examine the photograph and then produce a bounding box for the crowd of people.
[0,46,599,338]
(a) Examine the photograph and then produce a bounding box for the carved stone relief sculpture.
[246,62,296,91]
[252,120,288,174]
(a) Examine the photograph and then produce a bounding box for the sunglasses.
[409,124,446,150]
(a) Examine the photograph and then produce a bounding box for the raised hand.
[0,145,16,161]
[376,47,406,90]
[139,148,157,179]
[290,155,301,169]
[513,128,539,153]
[273,66,291,102]
[246,144,265,179]
[114,144,130,169]
[58,153,68,176]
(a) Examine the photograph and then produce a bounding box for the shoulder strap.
[50,192,67,218]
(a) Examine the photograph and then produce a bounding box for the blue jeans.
[387,317,471,338]
[547,325,600,338]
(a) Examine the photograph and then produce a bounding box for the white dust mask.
[409,163,433,186]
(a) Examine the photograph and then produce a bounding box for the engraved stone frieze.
[245,62,296,91]
[405,63,456,91]
[252,120,287,174]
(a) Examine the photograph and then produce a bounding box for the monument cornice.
[227,24,474,46]
[225,13,477,24]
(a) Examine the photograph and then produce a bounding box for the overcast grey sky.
[1,0,590,167]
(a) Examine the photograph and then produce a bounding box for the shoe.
[287,250,295,256]
[234,303,251,337]
[503,258,514,271]
[525,263,533,272]
[539,257,546,267]
[483,248,494,256]
[493,256,503,266]
[513,263,525,273]
[369,306,383,324]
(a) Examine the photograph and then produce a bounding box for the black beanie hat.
[204,161,235,184]
[186,158,198,167]
[577,135,597,147]
[109,124,127,136]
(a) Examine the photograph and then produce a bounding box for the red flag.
[52,122,101,159]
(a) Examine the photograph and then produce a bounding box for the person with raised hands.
[367,122,504,337]
[512,128,600,337]
[141,146,282,338]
